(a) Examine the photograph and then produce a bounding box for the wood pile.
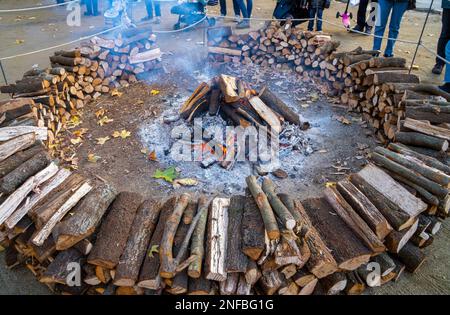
[207,22,450,144]
[1,109,448,294]
[0,24,162,150]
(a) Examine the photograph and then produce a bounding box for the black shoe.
[383,54,394,58]
[432,63,444,75]
[365,25,372,35]
[351,24,364,33]
[439,83,450,93]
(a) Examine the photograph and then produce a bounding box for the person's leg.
[145,0,154,18]
[308,8,315,31]
[232,0,240,16]
[433,9,450,73]
[92,0,99,15]
[445,41,450,83]
[219,0,227,16]
[154,1,161,17]
[384,0,408,57]
[234,0,249,18]
[356,0,370,28]
[246,0,253,18]
[372,0,392,52]
[316,8,323,32]
[85,0,93,15]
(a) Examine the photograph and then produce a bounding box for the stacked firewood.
[0,104,447,295]
[207,22,450,144]
[0,23,162,149]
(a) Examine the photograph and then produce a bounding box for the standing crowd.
[54,0,449,92]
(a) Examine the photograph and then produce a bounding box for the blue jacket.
[444,0,450,9]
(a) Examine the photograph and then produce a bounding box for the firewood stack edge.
[0,22,162,153]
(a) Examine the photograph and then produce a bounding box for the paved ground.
[0,0,449,295]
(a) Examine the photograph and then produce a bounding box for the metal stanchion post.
[409,0,434,74]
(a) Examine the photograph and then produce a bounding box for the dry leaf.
[70,137,82,145]
[96,136,110,145]
[335,115,351,125]
[112,129,131,139]
[97,116,113,126]
[325,182,336,188]
[173,178,198,188]
[150,89,160,96]
[111,89,123,97]
[15,39,25,44]
[73,128,88,138]
[141,148,149,154]
[67,115,82,128]
[148,245,159,258]
[95,108,106,118]
[87,153,101,163]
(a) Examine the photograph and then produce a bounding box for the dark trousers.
[234,0,253,19]
[356,0,378,27]
[436,8,450,66]
[85,0,99,15]
[171,3,204,16]
[145,0,161,18]
[220,0,240,16]
[56,0,65,3]
[308,8,323,31]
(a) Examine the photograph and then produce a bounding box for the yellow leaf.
[111,89,123,97]
[95,108,105,118]
[73,128,88,138]
[15,39,25,44]
[97,116,113,126]
[68,115,82,128]
[325,182,336,188]
[70,137,82,145]
[150,89,160,96]
[141,148,149,154]
[96,136,110,145]
[173,178,198,188]
[112,129,131,139]
[148,245,159,258]
[87,153,101,163]
[148,150,157,161]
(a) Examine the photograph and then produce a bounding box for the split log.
[188,196,210,278]
[248,97,282,134]
[369,57,406,68]
[236,274,252,295]
[388,143,450,175]
[225,195,249,273]
[205,197,230,282]
[280,264,298,279]
[219,74,240,103]
[0,143,43,178]
[350,164,426,231]
[208,88,221,116]
[31,182,92,246]
[0,126,47,141]
[159,193,190,279]
[245,260,261,285]
[0,133,36,163]
[88,192,143,269]
[74,238,93,256]
[259,270,282,295]
[0,162,58,226]
[114,199,162,287]
[384,218,418,253]
[324,186,385,253]
[219,273,239,295]
[5,168,71,229]
[129,48,161,64]
[426,216,442,235]
[373,73,419,85]
[302,198,371,271]
[292,269,316,287]
[374,146,450,186]
[52,183,118,250]
[137,197,176,289]
[320,272,347,295]
[261,178,296,230]
[274,230,309,267]
[298,278,318,295]
[259,86,301,126]
[345,271,365,295]
[373,253,396,276]
[403,118,450,141]
[336,179,392,240]
[397,242,426,273]
[283,199,338,278]
[188,274,212,295]
[371,153,449,205]
[208,46,242,56]
[278,280,299,295]
[245,176,280,240]
[0,150,51,194]
[395,131,448,151]
[39,249,83,284]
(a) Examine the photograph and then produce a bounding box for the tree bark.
[225,195,249,273]
[397,242,426,273]
[114,199,162,287]
[88,192,143,269]
[241,196,266,261]
[39,249,83,284]
[320,272,348,295]
[245,175,280,240]
[52,183,118,250]
[336,179,392,240]
[261,178,296,230]
[0,143,43,177]
[384,219,418,253]
[188,196,210,278]
[259,86,302,126]
[0,133,36,163]
[302,198,371,271]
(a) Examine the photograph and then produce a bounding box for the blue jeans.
[234,0,252,19]
[220,0,240,16]
[373,0,408,57]
[445,41,450,83]
[145,0,161,18]
[308,8,323,32]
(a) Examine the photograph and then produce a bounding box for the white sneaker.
[234,15,241,23]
